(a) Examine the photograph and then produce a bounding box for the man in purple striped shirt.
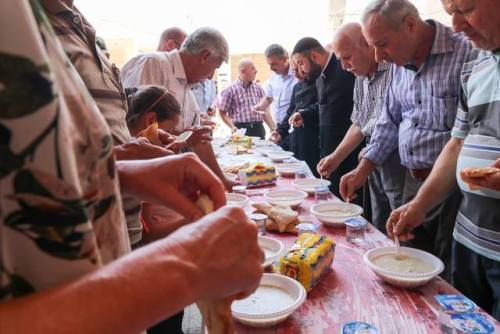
[218,58,276,138]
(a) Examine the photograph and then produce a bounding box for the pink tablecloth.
[234,178,500,334]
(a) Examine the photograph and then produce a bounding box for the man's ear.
[199,49,212,63]
[403,15,417,34]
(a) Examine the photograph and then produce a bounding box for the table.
[215,142,500,334]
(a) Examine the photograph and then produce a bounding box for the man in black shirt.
[291,37,360,201]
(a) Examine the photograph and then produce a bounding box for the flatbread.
[460,166,500,190]
[137,121,161,145]
[252,203,299,234]
[195,194,235,334]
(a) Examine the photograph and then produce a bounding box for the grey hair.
[237,58,253,71]
[264,44,287,59]
[181,27,229,62]
[361,0,420,29]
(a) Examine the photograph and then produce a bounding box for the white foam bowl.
[232,273,306,327]
[258,146,283,156]
[258,236,285,267]
[275,162,305,175]
[364,246,444,288]
[223,172,238,182]
[226,193,249,207]
[310,201,363,226]
[264,189,308,207]
[267,151,294,162]
[254,140,276,147]
[292,178,332,194]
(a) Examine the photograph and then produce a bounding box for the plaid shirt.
[217,79,265,123]
[351,61,392,137]
[364,20,476,169]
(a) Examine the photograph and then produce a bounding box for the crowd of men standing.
[1,0,499,332]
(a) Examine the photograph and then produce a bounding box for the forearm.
[263,110,276,131]
[0,240,197,334]
[254,97,272,111]
[329,124,365,163]
[191,142,225,180]
[219,111,236,130]
[412,137,463,212]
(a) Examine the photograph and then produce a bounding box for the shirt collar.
[170,50,188,83]
[321,52,333,76]
[236,78,253,87]
[427,19,456,55]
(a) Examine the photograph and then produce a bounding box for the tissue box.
[274,233,335,292]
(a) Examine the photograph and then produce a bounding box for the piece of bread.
[195,194,235,334]
[252,203,299,234]
[460,166,500,190]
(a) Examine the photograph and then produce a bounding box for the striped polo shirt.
[452,49,500,261]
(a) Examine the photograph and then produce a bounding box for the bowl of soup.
[363,246,444,288]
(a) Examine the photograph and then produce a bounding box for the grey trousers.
[402,172,463,283]
[368,149,406,234]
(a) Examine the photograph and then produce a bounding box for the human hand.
[200,113,217,129]
[317,154,340,178]
[386,202,426,241]
[289,112,304,127]
[460,159,500,191]
[206,107,216,117]
[171,206,263,300]
[117,153,226,220]
[114,138,173,161]
[339,166,370,201]
[270,131,281,143]
[184,126,212,146]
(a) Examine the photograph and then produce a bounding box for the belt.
[234,121,262,128]
[410,168,432,182]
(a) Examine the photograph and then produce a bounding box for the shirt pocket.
[416,95,458,131]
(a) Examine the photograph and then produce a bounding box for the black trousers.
[147,310,184,334]
[452,240,500,320]
[234,122,265,139]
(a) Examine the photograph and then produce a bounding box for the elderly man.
[317,22,405,232]
[0,2,263,333]
[275,56,320,174]
[340,0,475,280]
[387,0,500,319]
[218,58,276,138]
[291,37,357,200]
[121,28,233,190]
[253,44,298,147]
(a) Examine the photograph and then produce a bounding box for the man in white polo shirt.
[121,27,233,189]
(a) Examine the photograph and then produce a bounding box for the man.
[274,56,320,174]
[253,44,298,147]
[317,23,405,232]
[121,27,233,190]
[156,27,216,124]
[291,37,357,200]
[0,2,263,332]
[340,0,474,281]
[387,0,500,319]
[41,0,174,248]
[157,26,187,52]
[218,58,276,138]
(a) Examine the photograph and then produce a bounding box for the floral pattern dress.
[0,0,130,299]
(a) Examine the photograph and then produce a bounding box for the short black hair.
[125,85,180,126]
[292,37,325,55]
[264,44,287,59]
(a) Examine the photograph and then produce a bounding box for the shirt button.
[73,16,80,24]
[418,100,422,105]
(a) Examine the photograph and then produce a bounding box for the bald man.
[218,58,275,138]
[317,22,406,232]
[157,27,187,52]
